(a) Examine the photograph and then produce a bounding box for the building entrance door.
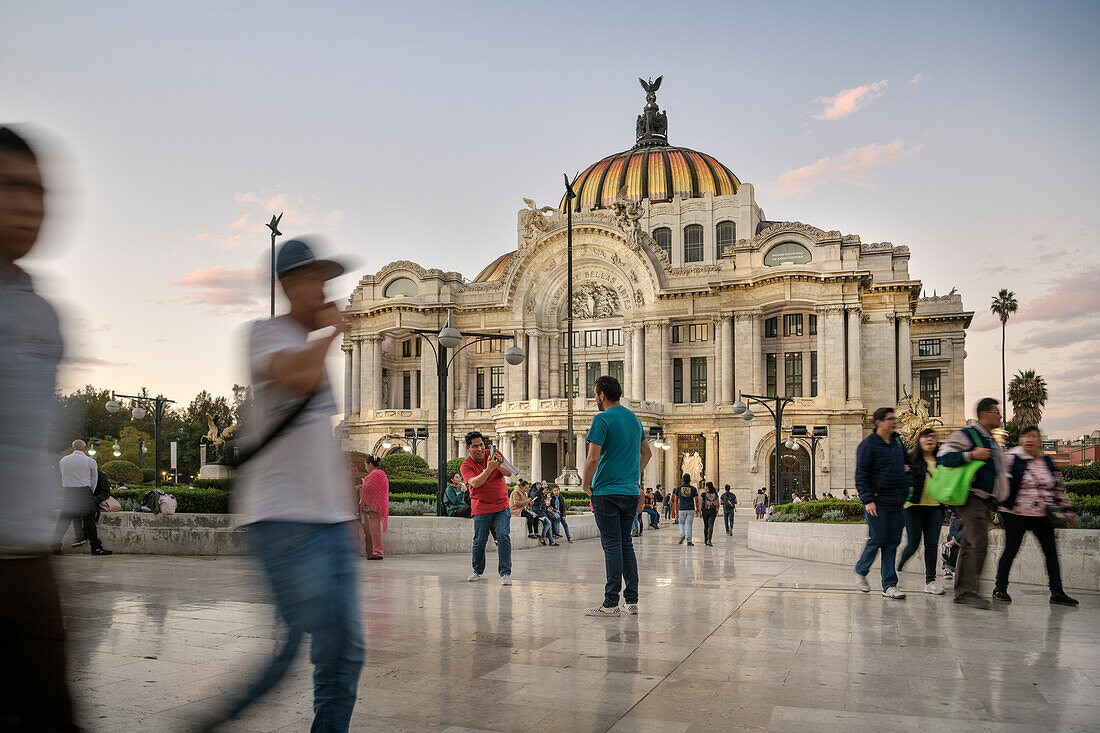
[768,444,810,504]
[541,442,558,484]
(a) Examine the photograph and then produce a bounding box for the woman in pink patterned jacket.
[359,455,389,560]
[993,426,1077,606]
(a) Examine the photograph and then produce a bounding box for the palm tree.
[990,289,1019,425]
[1008,369,1048,429]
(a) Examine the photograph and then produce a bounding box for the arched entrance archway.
[768,444,810,505]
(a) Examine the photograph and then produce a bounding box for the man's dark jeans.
[51,487,100,551]
[592,494,639,607]
[854,505,904,589]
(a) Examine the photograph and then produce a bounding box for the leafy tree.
[379,452,432,478]
[990,289,1019,426]
[1003,420,1020,449]
[101,460,142,485]
[1008,369,1047,430]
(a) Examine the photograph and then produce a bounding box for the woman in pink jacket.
[359,455,389,560]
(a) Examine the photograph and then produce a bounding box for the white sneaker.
[584,604,621,617]
[882,586,907,599]
[856,573,870,592]
[500,575,512,586]
[624,603,639,615]
[924,581,945,595]
[466,573,482,582]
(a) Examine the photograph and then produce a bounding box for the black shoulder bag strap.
[227,389,316,469]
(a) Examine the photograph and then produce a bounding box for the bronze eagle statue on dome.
[639,76,663,96]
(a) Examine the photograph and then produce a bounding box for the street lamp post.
[787,425,828,500]
[379,428,429,455]
[106,392,175,488]
[412,314,524,515]
[266,213,283,318]
[113,435,148,468]
[562,173,580,485]
[732,393,794,504]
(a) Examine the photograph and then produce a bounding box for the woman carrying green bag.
[897,429,946,595]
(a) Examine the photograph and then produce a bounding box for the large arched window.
[716,221,736,254]
[653,227,672,261]
[683,224,703,263]
[383,277,418,298]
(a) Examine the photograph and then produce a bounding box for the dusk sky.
[5,0,1098,437]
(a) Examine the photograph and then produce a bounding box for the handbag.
[924,428,985,506]
[99,496,122,512]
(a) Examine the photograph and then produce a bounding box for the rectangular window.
[490,366,504,407]
[402,371,412,409]
[809,314,818,336]
[476,368,485,409]
[609,360,624,385]
[571,331,583,349]
[562,362,579,398]
[402,340,412,358]
[810,352,818,398]
[586,362,602,395]
[475,340,486,354]
[684,225,704,263]
[688,323,710,342]
[783,314,803,337]
[918,339,942,357]
[416,370,421,407]
[415,337,421,357]
[672,358,683,403]
[765,317,778,338]
[671,325,683,344]
[920,370,942,417]
[606,328,623,347]
[766,353,777,397]
[690,357,707,403]
[584,330,602,348]
[785,353,803,397]
[654,227,672,260]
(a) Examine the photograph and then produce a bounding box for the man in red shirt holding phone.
[460,431,514,585]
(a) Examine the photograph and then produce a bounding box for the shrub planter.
[747,520,1100,591]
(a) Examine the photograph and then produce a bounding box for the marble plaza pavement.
[58,519,1099,732]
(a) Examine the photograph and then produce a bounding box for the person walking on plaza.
[854,407,910,599]
[939,398,1009,609]
[753,487,766,520]
[993,426,1078,606]
[673,475,699,545]
[0,126,78,731]
[701,482,720,546]
[722,485,737,536]
[548,485,572,542]
[662,486,673,520]
[359,455,389,560]
[897,428,946,595]
[218,237,363,731]
[52,440,112,556]
[582,376,651,617]
[444,472,471,518]
[461,431,514,584]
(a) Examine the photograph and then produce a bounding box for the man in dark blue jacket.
[854,407,911,599]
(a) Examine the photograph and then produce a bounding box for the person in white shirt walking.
[52,440,111,556]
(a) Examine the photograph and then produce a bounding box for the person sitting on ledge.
[444,472,471,518]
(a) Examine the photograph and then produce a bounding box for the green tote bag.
[924,428,985,506]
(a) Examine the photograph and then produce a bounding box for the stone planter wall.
[746,520,1100,591]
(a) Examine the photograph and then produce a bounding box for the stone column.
[633,324,646,400]
[527,332,540,400]
[733,311,753,401]
[451,345,463,413]
[420,337,437,412]
[622,327,633,398]
[721,314,734,404]
[705,431,719,486]
[345,344,355,415]
[823,306,845,401]
[847,307,862,402]
[505,333,523,403]
[665,434,678,488]
[501,432,513,463]
[751,313,763,395]
[898,313,913,402]
[530,430,542,483]
[659,323,671,402]
[576,431,587,475]
[366,336,381,410]
[550,334,561,398]
[646,447,659,489]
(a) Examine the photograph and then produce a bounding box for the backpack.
[703,492,719,511]
[722,492,736,511]
[139,489,173,513]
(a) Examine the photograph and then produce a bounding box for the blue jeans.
[593,495,639,607]
[724,511,736,533]
[855,506,905,589]
[678,510,695,541]
[224,522,364,732]
[553,512,571,540]
[472,509,512,576]
[643,507,660,527]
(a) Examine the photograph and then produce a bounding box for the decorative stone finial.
[635,76,668,147]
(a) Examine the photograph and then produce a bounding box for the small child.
[941,510,963,577]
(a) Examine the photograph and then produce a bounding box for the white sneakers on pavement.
[624,604,639,615]
[466,573,482,582]
[500,575,512,586]
[584,605,622,617]
[924,581,945,595]
[856,573,870,593]
[882,586,907,599]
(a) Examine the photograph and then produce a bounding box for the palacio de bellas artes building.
[342,79,973,505]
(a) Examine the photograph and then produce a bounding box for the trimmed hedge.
[1061,464,1100,482]
[389,492,436,504]
[388,478,437,493]
[1068,494,1100,515]
[112,487,229,513]
[380,453,432,477]
[1064,480,1100,497]
[101,460,142,485]
[769,498,865,521]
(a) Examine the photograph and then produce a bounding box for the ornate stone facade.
[342,84,973,505]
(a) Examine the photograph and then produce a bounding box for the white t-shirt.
[232,317,354,525]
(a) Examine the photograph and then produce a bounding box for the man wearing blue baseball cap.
[211,236,363,731]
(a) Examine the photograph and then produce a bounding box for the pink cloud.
[773,140,917,197]
[1020,267,1100,323]
[169,265,264,310]
[909,73,928,87]
[813,79,888,120]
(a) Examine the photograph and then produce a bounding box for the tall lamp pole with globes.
[411,312,524,515]
[106,392,175,488]
[731,392,794,504]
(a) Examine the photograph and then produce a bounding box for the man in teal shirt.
[582,375,652,617]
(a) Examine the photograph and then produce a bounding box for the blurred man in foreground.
[209,237,363,731]
[0,126,78,731]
